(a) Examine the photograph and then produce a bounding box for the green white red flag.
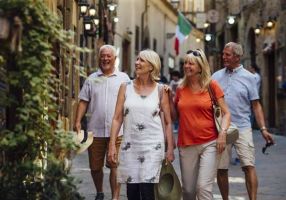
[174,12,192,55]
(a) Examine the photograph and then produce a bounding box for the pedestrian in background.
[248,63,262,129]
[74,45,130,200]
[169,70,181,96]
[170,49,231,200]
[212,42,275,200]
[169,70,181,132]
[248,63,261,94]
[108,49,174,200]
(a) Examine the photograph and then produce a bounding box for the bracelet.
[260,126,267,132]
[221,128,227,133]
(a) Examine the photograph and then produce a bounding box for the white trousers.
[179,140,219,200]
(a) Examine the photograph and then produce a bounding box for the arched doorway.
[248,28,256,65]
[265,51,276,127]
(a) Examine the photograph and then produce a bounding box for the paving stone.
[71,131,286,200]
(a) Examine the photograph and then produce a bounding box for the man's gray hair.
[225,42,243,57]
[99,44,117,56]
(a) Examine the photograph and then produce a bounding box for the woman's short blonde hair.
[181,49,211,89]
[139,49,161,81]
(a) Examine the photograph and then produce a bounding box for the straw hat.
[154,159,182,200]
[74,130,93,154]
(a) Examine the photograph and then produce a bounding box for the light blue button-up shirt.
[212,65,259,130]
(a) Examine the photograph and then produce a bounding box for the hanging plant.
[0,0,85,199]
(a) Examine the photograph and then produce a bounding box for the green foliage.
[0,0,84,199]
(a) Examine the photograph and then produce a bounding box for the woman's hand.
[108,144,117,164]
[216,131,226,153]
[163,84,171,93]
[165,148,175,163]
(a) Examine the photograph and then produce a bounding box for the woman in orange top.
[170,49,231,200]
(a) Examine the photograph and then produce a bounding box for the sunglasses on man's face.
[186,50,202,57]
[262,142,274,155]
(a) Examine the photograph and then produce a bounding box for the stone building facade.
[44,0,117,131]
[42,0,286,134]
[44,0,81,132]
[43,0,204,131]
[114,0,204,80]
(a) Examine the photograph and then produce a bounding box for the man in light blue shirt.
[212,42,274,200]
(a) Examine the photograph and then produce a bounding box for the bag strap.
[158,83,163,108]
[207,81,218,106]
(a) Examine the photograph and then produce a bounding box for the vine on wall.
[0,0,84,199]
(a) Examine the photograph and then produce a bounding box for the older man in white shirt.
[74,45,130,200]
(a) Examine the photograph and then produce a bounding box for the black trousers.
[126,183,155,200]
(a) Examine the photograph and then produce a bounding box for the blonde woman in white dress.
[108,49,174,200]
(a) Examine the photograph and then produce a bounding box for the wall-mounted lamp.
[205,34,212,42]
[113,16,119,23]
[254,24,262,35]
[227,16,236,25]
[88,5,99,27]
[204,23,210,28]
[78,0,101,37]
[108,0,117,11]
[195,38,201,43]
[266,17,275,28]
[88,5,96,17]
[78,0,89,16]
[93,18,100,26]
[83,16,92,31]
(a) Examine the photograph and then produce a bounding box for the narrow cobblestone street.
[71,130,286,200]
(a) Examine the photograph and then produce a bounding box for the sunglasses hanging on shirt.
[262,142,274,155]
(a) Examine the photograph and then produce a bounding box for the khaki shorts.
[218,128,255,169]
[88,136,122,171]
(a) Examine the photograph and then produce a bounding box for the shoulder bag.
[208,82,239,144]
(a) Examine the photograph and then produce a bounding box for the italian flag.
[174,12,192,55]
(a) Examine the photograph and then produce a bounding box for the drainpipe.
[141,0,148,49]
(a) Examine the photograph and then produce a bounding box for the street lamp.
[227,16,236,25]
[78,0,89,17]
[108,0,117,11]
[88,5,100,31]
[266,17,275,28]
[113,16,119,23]
[205,34,212,42]
[77,0,118,44]
[93,18,100,26]
[88,5,96,17]
[78,1,100,37]
[204,22,210,28]
[83,16,92,32]
[254,24,262,35]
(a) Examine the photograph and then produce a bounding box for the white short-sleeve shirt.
[79,69,130,137]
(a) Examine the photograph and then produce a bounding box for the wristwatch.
[260,126,267,132]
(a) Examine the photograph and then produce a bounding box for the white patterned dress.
[117,81,165,184]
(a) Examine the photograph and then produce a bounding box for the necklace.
[190,84,202,91]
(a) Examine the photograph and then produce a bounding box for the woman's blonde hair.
[180,49,211,89]
[139,49,161,81]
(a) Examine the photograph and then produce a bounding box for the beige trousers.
[179,140,219,200]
